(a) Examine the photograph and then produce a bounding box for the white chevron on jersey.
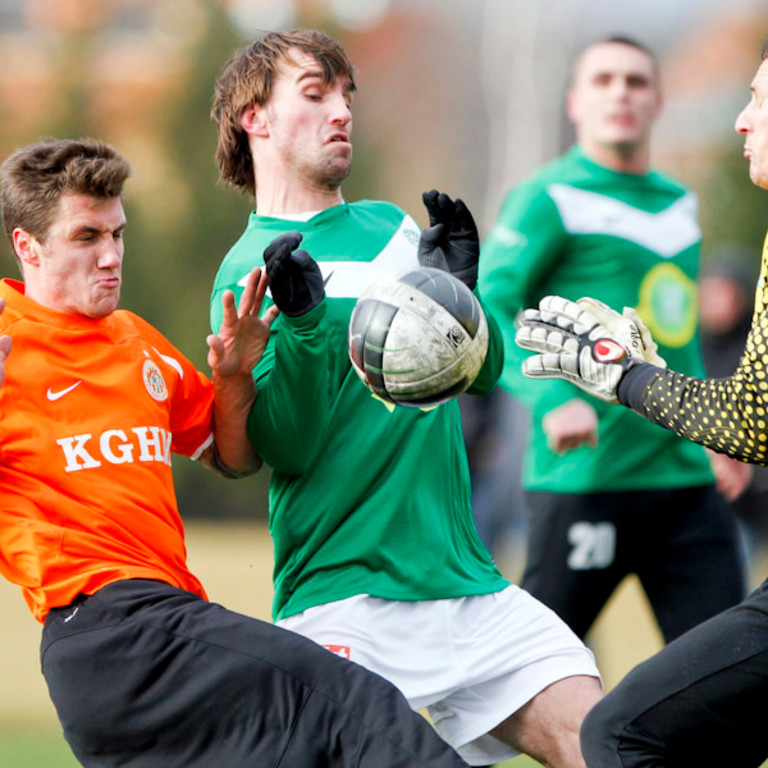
[547,184,701,258]
[238,215,421,299]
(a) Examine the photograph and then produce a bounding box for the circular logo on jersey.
[637,263,697,348]
[142,359,168,401]
[593,339,627,362]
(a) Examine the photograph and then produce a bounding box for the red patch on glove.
[593,339,627,362]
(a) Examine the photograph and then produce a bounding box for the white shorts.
[277,585,601,765]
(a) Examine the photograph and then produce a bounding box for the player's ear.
[240,103,269,138]
[12,228,39,267]
[565,88,580,124]
[652,89,664,120]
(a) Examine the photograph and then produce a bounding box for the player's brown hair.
[211,29,356,195]
[0,138,131,246]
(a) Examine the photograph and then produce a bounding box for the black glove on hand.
[417,189,479,291]
[263,231,325,317]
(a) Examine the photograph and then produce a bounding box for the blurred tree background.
[0,0,479,521]
[5,0,768,756]
[1,0,767,524]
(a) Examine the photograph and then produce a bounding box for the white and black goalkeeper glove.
[575,297,667,368]
[517,295,666,368]
[515,295,664,403]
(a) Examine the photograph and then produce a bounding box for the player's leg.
[489,674,602,768]
[638,485,745,642]
[279,587,602,767]
[581,579,768,767]
[449,586,602,767]
[41,579,470,768]
[521,491,627,638]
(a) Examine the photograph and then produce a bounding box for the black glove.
[263,231,325,317]
[417,190,479,291]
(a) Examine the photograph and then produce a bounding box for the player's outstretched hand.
[0,298,11,389]
[418,190,479,290]
[515,295,647,403]
[263,231,325,317]
[207,267,278,377]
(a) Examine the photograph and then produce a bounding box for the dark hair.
[572,35,659,84]
[211,29,356,195]
[595,35,656,61]
[1,138,130,246]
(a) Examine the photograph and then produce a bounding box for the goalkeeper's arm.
[517,293,768,466]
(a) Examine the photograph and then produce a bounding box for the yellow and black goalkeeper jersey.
[619,232,768,466]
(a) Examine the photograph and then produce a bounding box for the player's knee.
[581,697,663,768]
[580,699,617,768]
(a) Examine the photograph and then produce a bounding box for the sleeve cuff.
[617,363,661,409]
[281,299,326,330]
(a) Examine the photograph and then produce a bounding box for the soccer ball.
[348,267,489,407]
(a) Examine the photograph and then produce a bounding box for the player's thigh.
[490,674,602,768]
[281,588,601,766]
[521,491,626,636]
[42,587,315,765]
[42,580,468,768]
[581,581,768,768]
[640,485,746,642]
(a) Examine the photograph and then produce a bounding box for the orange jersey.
[0,279,212,622]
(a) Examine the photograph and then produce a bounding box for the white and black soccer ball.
[348,267,489,407]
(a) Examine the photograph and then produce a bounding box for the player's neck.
[254,175,344,218]
[580,141,650,175]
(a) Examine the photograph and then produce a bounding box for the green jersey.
[479,146,713,493]
[211,200,508,621]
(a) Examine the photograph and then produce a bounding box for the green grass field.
[1,522,764,767]
[1,729,766,768]
[0,728,542,767]
[0,729,80,768]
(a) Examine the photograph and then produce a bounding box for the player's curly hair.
[0,138,130,246]
[211,29,356,196]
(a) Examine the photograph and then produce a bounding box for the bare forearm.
[209,371,262,478]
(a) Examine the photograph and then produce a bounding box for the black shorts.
[41,579,468,768]
[521,485,745,640]
[580,576,768,767]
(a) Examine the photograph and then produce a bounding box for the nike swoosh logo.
[46,381,82,401]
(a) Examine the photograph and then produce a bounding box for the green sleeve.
[210,287,226,343]
[245,301,330,475]
[465,291,503,395]
[478,183,580,411]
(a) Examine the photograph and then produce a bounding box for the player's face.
[567,42,662,160]
[21,193,125,318]
[736,59,768,190]
[262,49,354,190]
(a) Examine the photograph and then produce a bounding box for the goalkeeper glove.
[515,295,654,403]
[418,190,479,290]
[576,297,666,368]
[263,232,325,317]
